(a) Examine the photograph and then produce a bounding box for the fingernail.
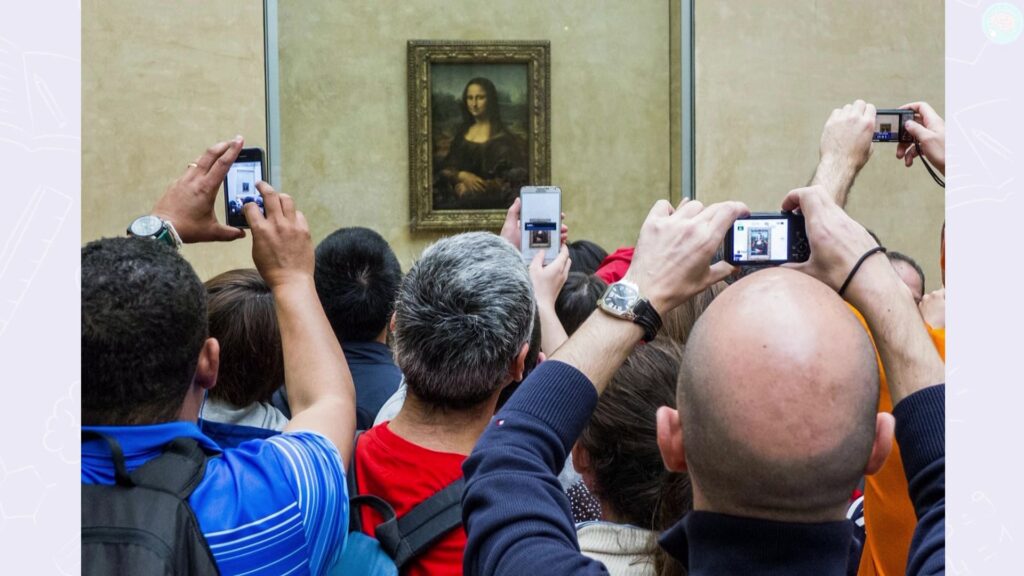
[234,134,244,142]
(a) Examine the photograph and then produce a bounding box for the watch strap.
[632,299,663,343]
[161,219,183,249]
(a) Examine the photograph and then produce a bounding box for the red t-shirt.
[355,422,467,576]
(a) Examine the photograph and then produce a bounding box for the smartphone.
[224,148,266,228]
[873,109,915,143]
[520,186,561,264]
[724,212,809,266]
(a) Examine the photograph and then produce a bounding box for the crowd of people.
[82,100,946,575]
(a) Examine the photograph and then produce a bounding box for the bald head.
[678,268,880,521]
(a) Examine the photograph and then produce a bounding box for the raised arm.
[244,184,356,468]
[809,100,876,208]
[781,185,945,574]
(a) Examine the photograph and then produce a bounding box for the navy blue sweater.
[462,360,945,575]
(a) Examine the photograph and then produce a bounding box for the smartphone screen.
[520,186,561,263]
[873,110,914,143]
[225,148,265,228]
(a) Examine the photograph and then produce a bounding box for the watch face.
[130,215,163,237]
[603,282,639,314]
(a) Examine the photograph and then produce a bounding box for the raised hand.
[897,101,945,176]
[243,181,314,291]
[624,198,749,315]
[151,136,248,243]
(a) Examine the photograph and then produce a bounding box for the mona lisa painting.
[408,41,550,231]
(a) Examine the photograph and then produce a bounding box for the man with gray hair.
[351,231,535,574]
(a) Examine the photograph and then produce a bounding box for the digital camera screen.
[731,218,789,262]
[226,160,264,219]
[874,112,905,142]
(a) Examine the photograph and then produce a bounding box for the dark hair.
[205,269,283,407]
[82,238,207,425]
[567,240,608,275]
[460,77,505,133]
[555,273,607,336]
[888,251,925,298]
[394,232,534,411]
[496,308,543,410]
[315,227,402,342]
[578,340,690,576]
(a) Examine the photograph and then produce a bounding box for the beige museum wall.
[277,0,672,267]
[695,1,945,291]
[83,1,943,290]
[82,0,267,280]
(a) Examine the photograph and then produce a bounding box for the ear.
[537,351,547,365]
[390,312,397,333]
[194,337,219,392]
[571,443,597,493]
[864,412,895,475]
[656,406,687,472]
[571,442,591,476]
[509,342,530,382]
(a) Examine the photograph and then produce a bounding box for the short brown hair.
[205,269,284,407]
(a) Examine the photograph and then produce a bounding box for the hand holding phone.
[150,137,247,244]
[224,148,267,228]
[724,212,809,266]
[519,186,562,264]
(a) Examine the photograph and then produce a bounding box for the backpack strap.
[82,430,133,487]
[374,477,466,569]
[347,430,366,532]
[81,431,209,499]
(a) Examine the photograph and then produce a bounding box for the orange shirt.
[851,307,945,576]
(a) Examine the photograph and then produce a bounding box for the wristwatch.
[597,279,663,342]
[127,215,182,250]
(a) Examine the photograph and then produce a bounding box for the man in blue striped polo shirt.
[82,137,356,575]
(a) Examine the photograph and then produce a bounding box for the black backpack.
[332,432,465,574]
[81,431,219,575]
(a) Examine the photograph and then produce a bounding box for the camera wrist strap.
[916,143,945,188]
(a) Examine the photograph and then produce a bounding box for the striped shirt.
[82,422,348,575]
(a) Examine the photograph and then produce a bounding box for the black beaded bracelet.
[838,246,888,297]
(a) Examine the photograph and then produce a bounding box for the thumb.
[707,261,736,286]
[904,120,931,142]
[215,224,246,241]
[529,248,545,271]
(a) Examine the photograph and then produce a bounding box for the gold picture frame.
[408,40,551,231]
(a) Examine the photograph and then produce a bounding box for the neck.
[388,390,498,455]
[176,383,205,423]
[375,328,388,345]
[692,487,847,524]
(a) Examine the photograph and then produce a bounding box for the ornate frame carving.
[408,40,551,231]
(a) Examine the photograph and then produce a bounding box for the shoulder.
[191,432,349,573]
[194,431,345,518]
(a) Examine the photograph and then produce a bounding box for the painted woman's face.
[466,84,488,118]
